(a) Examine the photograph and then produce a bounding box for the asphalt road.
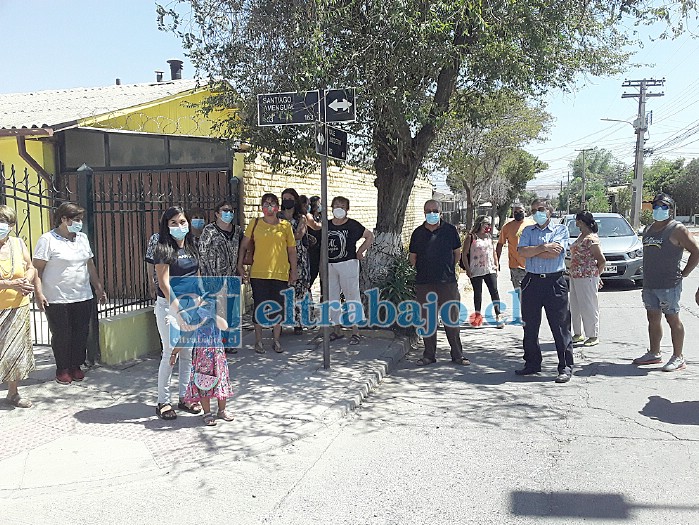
[3,270,699,525]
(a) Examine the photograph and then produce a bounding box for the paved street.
[1,263,699,524]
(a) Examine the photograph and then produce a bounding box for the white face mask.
[0,222,10,240]
[332,207,347,219]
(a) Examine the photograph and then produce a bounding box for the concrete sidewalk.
[0,326,409,493]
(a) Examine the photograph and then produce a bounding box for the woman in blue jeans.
[152,206,202,420]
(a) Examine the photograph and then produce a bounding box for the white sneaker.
[662,355,686,372]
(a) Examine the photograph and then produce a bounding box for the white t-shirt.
[34,230,94,304]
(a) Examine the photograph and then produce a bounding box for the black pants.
[44,299,93,371]
[470,273,501,315]
[520,273,573,373]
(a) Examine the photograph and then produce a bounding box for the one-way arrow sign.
[315,124,348,161]
[323,88,356,123]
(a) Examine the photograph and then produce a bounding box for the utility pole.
[566,170,570,214]
[575,148,594,210]
[622,78,665,229]
[560,180,563,214]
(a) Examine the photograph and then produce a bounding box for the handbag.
[193,342,219,391]
[242,217,259,266]
[459,234,472,270]
[193,372,219,391]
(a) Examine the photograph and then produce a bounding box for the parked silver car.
[562,213,643,285]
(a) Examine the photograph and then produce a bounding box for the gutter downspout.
[16,135,52,184]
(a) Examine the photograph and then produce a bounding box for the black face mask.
[281,199,296,210]
[514,211,525,221]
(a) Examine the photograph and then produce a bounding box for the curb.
[330,334,410,417]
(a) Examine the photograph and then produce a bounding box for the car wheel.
[633,279,643,288]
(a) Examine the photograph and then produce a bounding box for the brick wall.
[240,155,433,245]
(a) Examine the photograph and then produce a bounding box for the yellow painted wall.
[81,89,235,138]
[99,307,161,365]
[0,137,55,254]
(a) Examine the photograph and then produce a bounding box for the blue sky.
[1,0,698,192]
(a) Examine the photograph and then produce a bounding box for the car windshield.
[566,216,635,238]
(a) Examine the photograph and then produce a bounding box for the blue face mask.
[425,212,440,225]
[169,224,189,240]
[220,211,233,224]
[67,220,83,233]
[191,218,205,230]
[533,211,548,226]
[652,207,670,222]
[0,222,10,240]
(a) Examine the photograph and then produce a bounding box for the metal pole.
[566,170,570,214]
[318,122,331,370]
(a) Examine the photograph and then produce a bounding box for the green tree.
[673,158,699,216]
[643,158,685,199]
[498,150,548,226]
[567,148,629,211]
[436,91,551,229]
[157,0,698,285]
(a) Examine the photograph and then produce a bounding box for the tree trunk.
[361,154,419,292]
[464,186,474,230]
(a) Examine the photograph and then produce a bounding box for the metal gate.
[1,163,237,346]
[0,162,57,345]
[58,168,237,316]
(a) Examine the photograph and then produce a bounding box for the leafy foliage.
[378,250,416,305]
[156,0,699,286]
[434,90,551,228]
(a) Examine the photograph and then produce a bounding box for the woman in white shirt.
[33,202,106,385]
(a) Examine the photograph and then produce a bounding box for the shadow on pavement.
[575,362,651,378]
[511,490,699,519]
[639,395,699,426]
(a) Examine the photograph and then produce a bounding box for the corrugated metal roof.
[0,79,201,131]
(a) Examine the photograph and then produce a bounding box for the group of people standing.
[0,202,107,408]
[408,193,699,384]
[2,190,698,417]
[147,190,372,423]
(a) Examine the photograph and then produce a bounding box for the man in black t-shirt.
[409,200,469,366]
[327,196,374,345]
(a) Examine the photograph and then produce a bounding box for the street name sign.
[257,90,319,126]
[323,88,356,123]
[316,125,347,161]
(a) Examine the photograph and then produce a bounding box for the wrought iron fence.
[1,162,236,347]
[58,168,236,316]
[0,162,58,345]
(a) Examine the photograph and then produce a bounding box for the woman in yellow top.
[238,193,297,354]
[0,205,36,408]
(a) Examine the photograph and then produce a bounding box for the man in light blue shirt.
[516,199,574,383]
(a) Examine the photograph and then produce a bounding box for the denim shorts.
[642,283,682,315]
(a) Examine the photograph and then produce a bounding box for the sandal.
[349,334,361,346]
[6,393,32,408]
[416,358,436,366]
[218,410,234,422]
[273,340,283,353]
[203,412,217,426]
[329,332,344,342]
[156,403,177,420]
[452,357,471,366]
[254,342,266,354]
[178,400,202,414]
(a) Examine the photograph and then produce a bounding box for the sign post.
[257,87,355,370]
[317,122,331,370]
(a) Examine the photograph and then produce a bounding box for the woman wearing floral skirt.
[0,205,36,408]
